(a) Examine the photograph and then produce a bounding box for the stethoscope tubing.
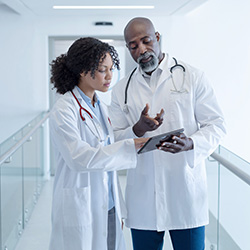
[124,68,137,105]
[71,90,106,142]
[123,57,186,113]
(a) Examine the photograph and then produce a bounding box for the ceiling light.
[53,6,155,10]
[100,39,114,43]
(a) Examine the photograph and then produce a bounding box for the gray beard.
[137,52,159,73]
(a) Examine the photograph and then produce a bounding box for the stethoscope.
[123,57,187,114]
[71,90,109,143]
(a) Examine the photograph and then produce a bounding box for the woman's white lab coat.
[49,87,137,250]
[110,54,226,231]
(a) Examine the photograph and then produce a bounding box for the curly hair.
[50,37,120,94]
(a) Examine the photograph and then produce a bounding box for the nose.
[138,43,147,55]
[105,69,113,80]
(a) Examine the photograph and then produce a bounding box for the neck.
[77,85,96,106]
[159,53,165,64]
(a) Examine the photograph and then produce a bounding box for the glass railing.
[206,145,250,250]
[1,113,249,250]
[0,111,49,250]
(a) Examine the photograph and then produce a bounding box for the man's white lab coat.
[110,54,226,231]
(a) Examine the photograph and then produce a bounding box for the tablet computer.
[137,128,184,154]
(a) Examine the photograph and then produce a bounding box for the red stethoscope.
[71,90,110,143]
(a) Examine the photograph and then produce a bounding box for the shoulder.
[112,68,138,94]
[177,60,203,75]
[50,91,78,121]
[175,60,206,84]
[52,91,74,109]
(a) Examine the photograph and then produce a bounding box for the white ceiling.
[0,0,208,17]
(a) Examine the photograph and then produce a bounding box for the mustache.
[137,52,154,64]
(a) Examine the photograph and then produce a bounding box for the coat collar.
[71,86,114,142]
[71,87,99,122]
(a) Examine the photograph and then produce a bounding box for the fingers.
[145,116,159,127]
[172,135,185,146]
[158,143,182,153]
[140,104,165,132]
[155,109,164,120]
[160,141,181,150]
[157,134,183,153]
[158,109,165,119]
[141,103,149,115]
[154,108,164,126]
[158,133,192,153]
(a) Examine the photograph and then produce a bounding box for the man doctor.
[110,17,226,250]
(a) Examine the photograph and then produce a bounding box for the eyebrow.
[128,36,151,45]
[98,64,114,69]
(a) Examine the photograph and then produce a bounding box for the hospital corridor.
[1,0,250,249]
[12,176,176,250]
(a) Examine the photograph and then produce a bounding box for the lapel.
[71,87,103,140]
[99,101,114,143]
[134,67,152,91]
[155,54,173,88]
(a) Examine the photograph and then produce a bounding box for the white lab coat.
[49,87,137,250]
[109,54,226,231]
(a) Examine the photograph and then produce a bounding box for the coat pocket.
[62,187,92,227]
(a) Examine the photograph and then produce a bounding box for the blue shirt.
[77,87,114,210]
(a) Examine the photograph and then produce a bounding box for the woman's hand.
[134,137,149,150]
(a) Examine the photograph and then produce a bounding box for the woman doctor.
[49,37,148,250]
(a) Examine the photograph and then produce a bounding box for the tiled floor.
[14,175,174,250]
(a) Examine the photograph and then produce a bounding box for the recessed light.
[53,5,155,10]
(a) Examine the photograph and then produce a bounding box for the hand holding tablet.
[137,128,184,154]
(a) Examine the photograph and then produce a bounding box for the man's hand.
[158,133,193,153]
[133,104,164,137]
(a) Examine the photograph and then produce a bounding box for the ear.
[155,32,161,42]
[80,72,86,78]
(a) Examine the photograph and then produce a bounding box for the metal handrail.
[211,152,250,186]
[0,111,50,166]
[1,112,250,186]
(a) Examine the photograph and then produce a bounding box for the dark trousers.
[107,207,116,250]
[131,226,205,250]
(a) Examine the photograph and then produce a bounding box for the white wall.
[0,8,46,143]
[163,0,250,163]
[162,1,250,248]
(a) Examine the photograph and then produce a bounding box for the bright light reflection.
[53,6,155,10]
